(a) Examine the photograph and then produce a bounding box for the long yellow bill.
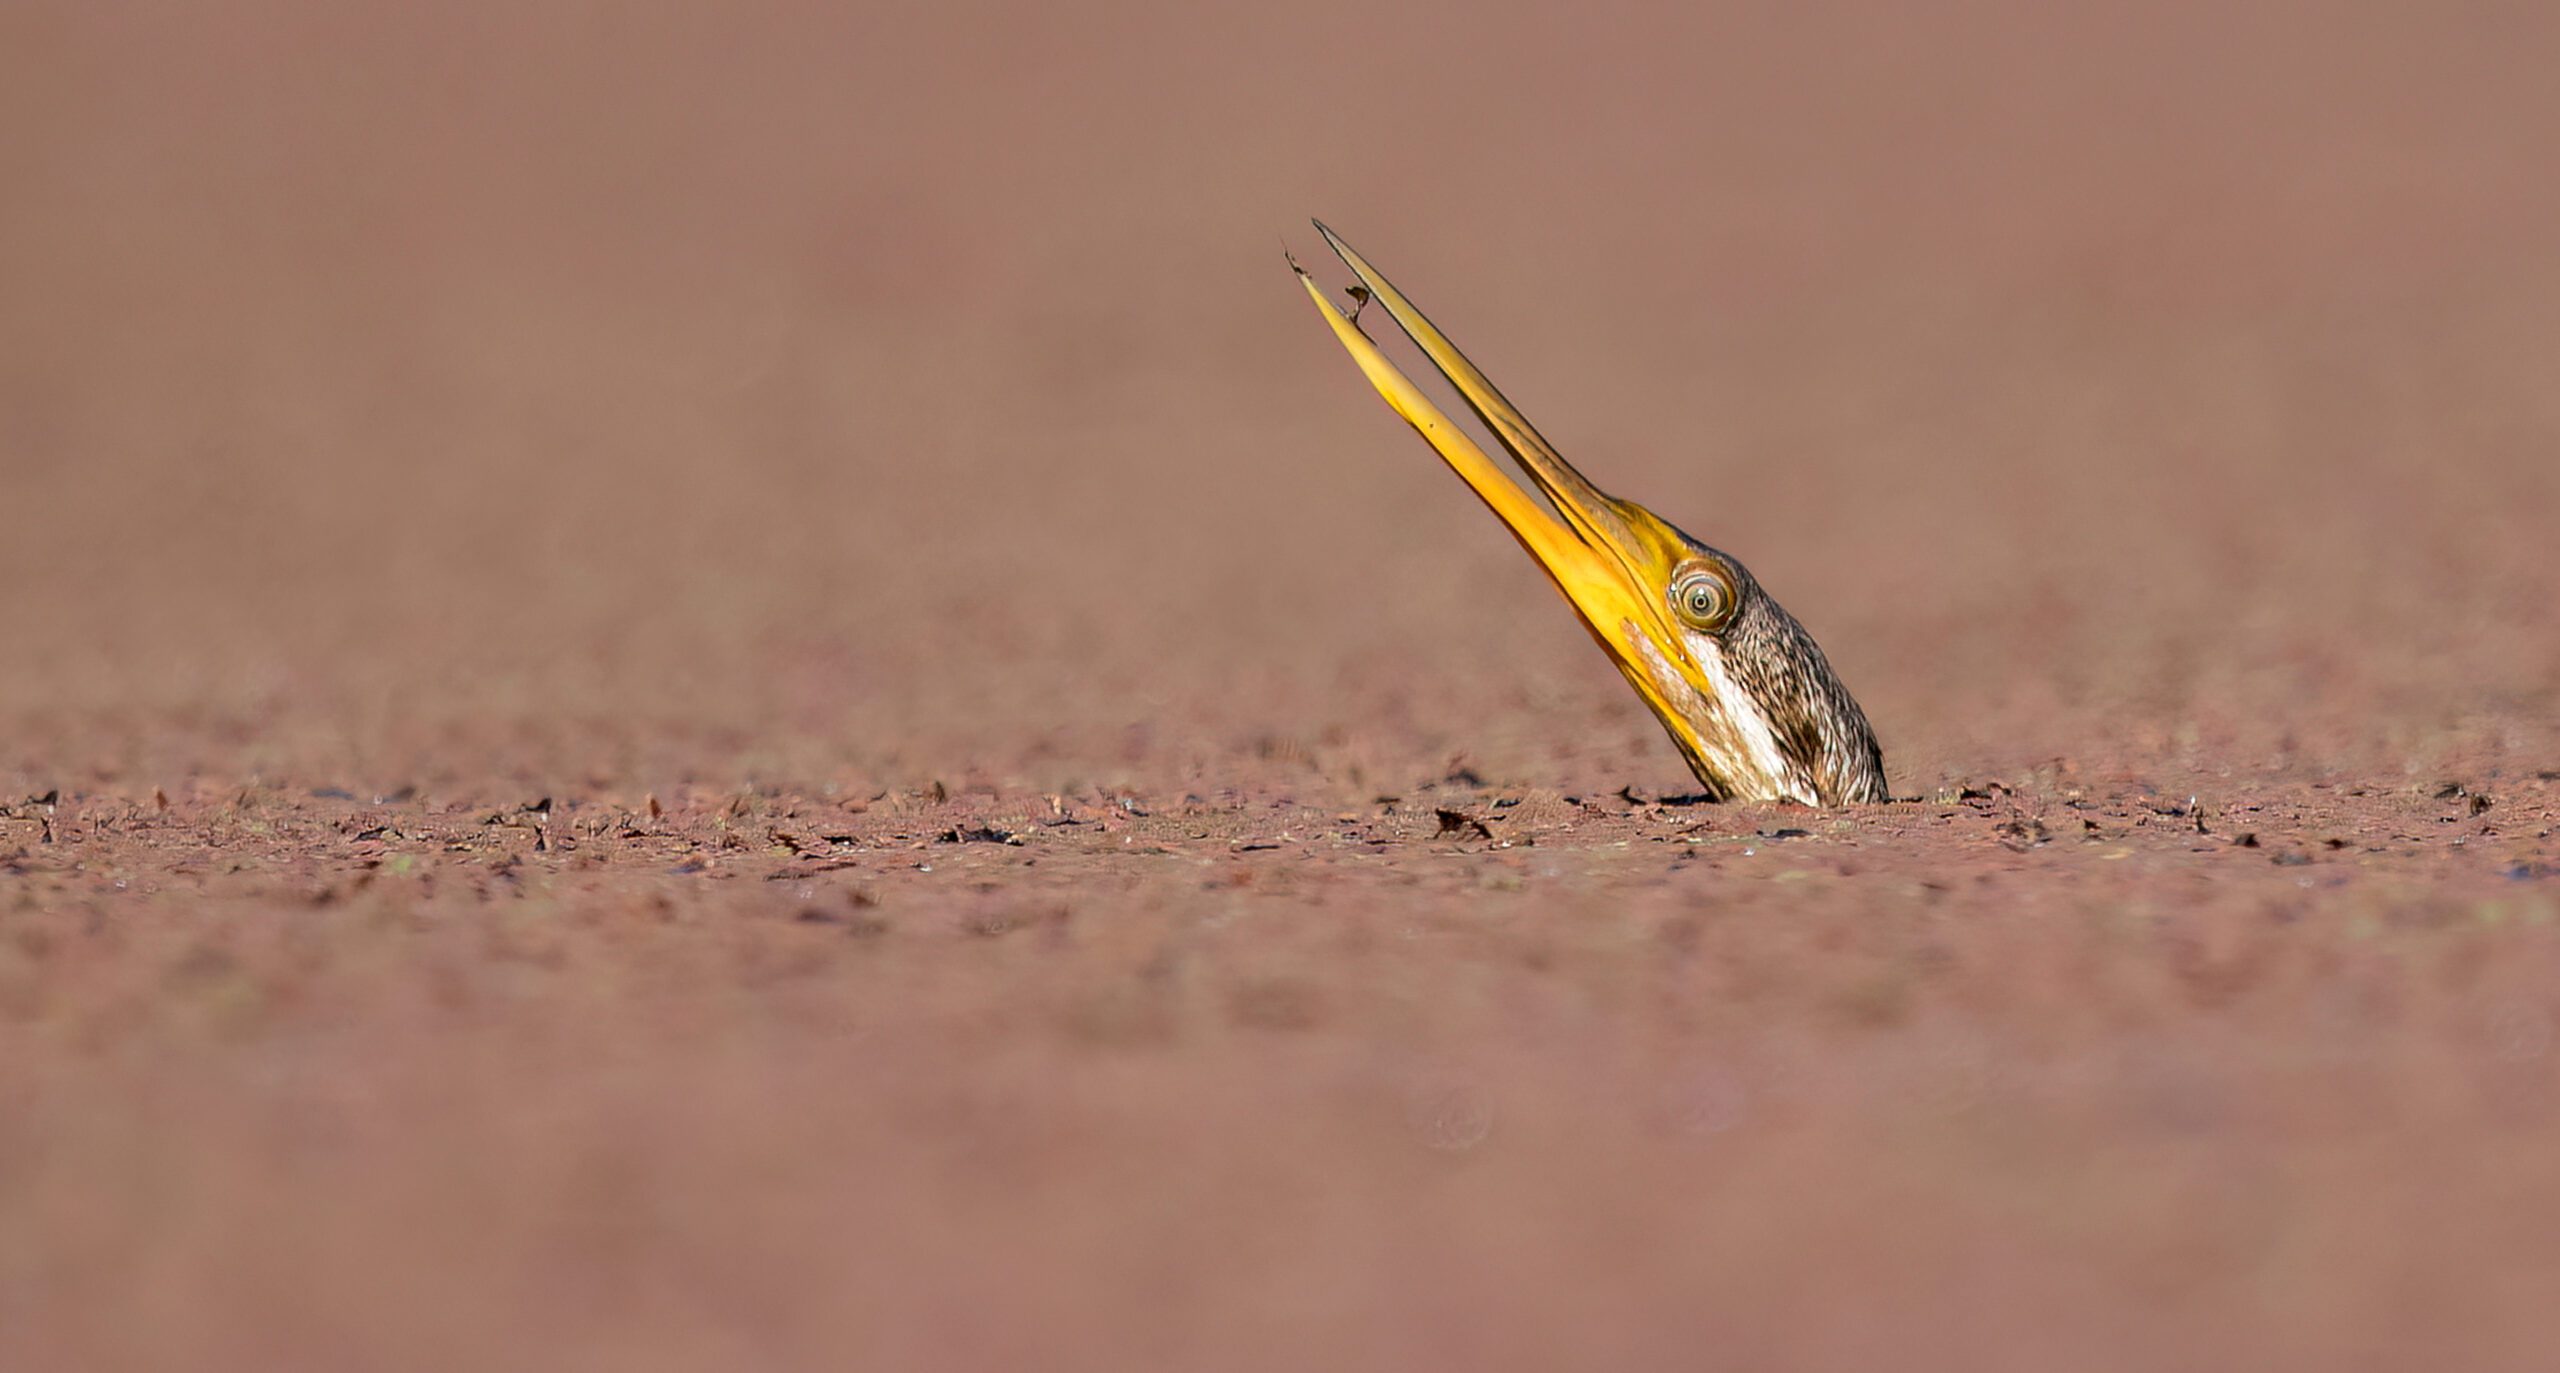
[1289,226,1718,767]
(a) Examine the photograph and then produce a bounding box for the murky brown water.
[5,2,2558,1367]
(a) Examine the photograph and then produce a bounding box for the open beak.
[1290,222,1717,767]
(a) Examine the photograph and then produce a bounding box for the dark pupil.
[1689,585,1716,615]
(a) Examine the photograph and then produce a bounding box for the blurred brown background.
[5,3,2560,1370]
[7,0,2555,797]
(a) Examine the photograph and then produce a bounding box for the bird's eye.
[1672,570,1730,629]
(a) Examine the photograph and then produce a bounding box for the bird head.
[1292,223,1887,805]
